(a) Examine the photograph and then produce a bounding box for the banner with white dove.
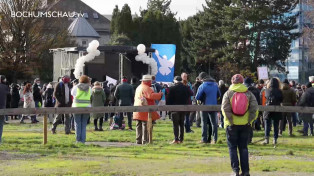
[151,44,176,83]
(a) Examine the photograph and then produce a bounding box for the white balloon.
[73,40,101,79]
[94,50,101,56]
[137,44,146,54]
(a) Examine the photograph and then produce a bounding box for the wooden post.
[43,115,48,145]
[147,112,153,144]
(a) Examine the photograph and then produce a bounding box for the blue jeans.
[0,115,4,143]
[220,112,224,129]
[265,118,280,139]
[303,116,314,135]
[185,113,192,132]
[201,111,217,142]
[226,125,250,173]
[292,113,297,127]
[74,114,89,143]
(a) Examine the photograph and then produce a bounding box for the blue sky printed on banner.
[151,44,176,83]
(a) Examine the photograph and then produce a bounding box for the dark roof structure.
[68,17,100,38]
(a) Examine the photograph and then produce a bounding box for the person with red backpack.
[221,74,258,176]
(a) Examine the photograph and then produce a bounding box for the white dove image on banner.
[151,44,176,82]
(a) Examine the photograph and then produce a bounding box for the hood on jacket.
[229,84,248,93]
[77,83,90,92]
[93,86,103,94]
[269,78,280,89]
[282,83,290,90]
[203,77,216,82]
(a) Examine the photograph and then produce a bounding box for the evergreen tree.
[222,0,300,72]
[110,5,120,34]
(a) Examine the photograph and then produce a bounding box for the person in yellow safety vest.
[309,76,314,87]
[71,75,92,144]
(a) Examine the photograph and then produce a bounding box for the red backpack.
[231,92,249,116]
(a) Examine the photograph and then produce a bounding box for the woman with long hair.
[263,78,283,145]
[20,83,37,123]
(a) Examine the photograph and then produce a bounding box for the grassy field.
[0,117,314,176]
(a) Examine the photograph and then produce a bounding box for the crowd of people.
[0,73,314,176]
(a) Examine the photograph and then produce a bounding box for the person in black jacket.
[263,78,283,145]
[0,75,9,143]
[298,82,314,136]
[189,77,202,127]
[218,80,228,129]
[244,77,261,143]
[32,78,42,122]
[51,75,72,134]
[166,76,193,144]
[43,83,55,123]
[10,84,20,120]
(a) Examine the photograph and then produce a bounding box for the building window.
[83,13,89,19]
[93,12,99,19]
[82,40,87,47]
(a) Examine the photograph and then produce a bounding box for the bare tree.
[0,0,72,82]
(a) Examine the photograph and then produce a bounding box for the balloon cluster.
[73,40,101,79]
[135,44,158,75]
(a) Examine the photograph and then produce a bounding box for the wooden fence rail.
[1,105,313,145]
[1,105,314,116]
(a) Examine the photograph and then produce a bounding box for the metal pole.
[43,115,48,145]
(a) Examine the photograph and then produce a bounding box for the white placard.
[257,67,269,80]
[106,76,117,86]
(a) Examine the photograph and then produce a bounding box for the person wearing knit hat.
[231,74,244,84]
[221,74,258,176]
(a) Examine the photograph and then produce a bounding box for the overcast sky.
[81,0,206,20]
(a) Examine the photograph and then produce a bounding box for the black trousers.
[171,112,186,142]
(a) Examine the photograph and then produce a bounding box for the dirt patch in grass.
[86,141,139,147]
[0,151,40,160]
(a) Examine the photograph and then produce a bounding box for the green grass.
[1,119,314,176]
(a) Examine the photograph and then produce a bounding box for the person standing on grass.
[114,76,135,130]
[279,79,296,136]
[263,78,283,145]
[298,82,314,136]
[218,80,228,128]
[243,77,261,144]
[133,75,162,145]
[51,75,73,134]
[166,76,192,144]
[10,84,20,120]
[72,75,92,144]
[20,83,37,124]
[181,72,194,133]
[0,75,9,144]
[195,72,221,144]
[91,81,106,131]
[189,77,202,127]
[32,78,42,123]
[221,74,258,176]
[43,83,55,123]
